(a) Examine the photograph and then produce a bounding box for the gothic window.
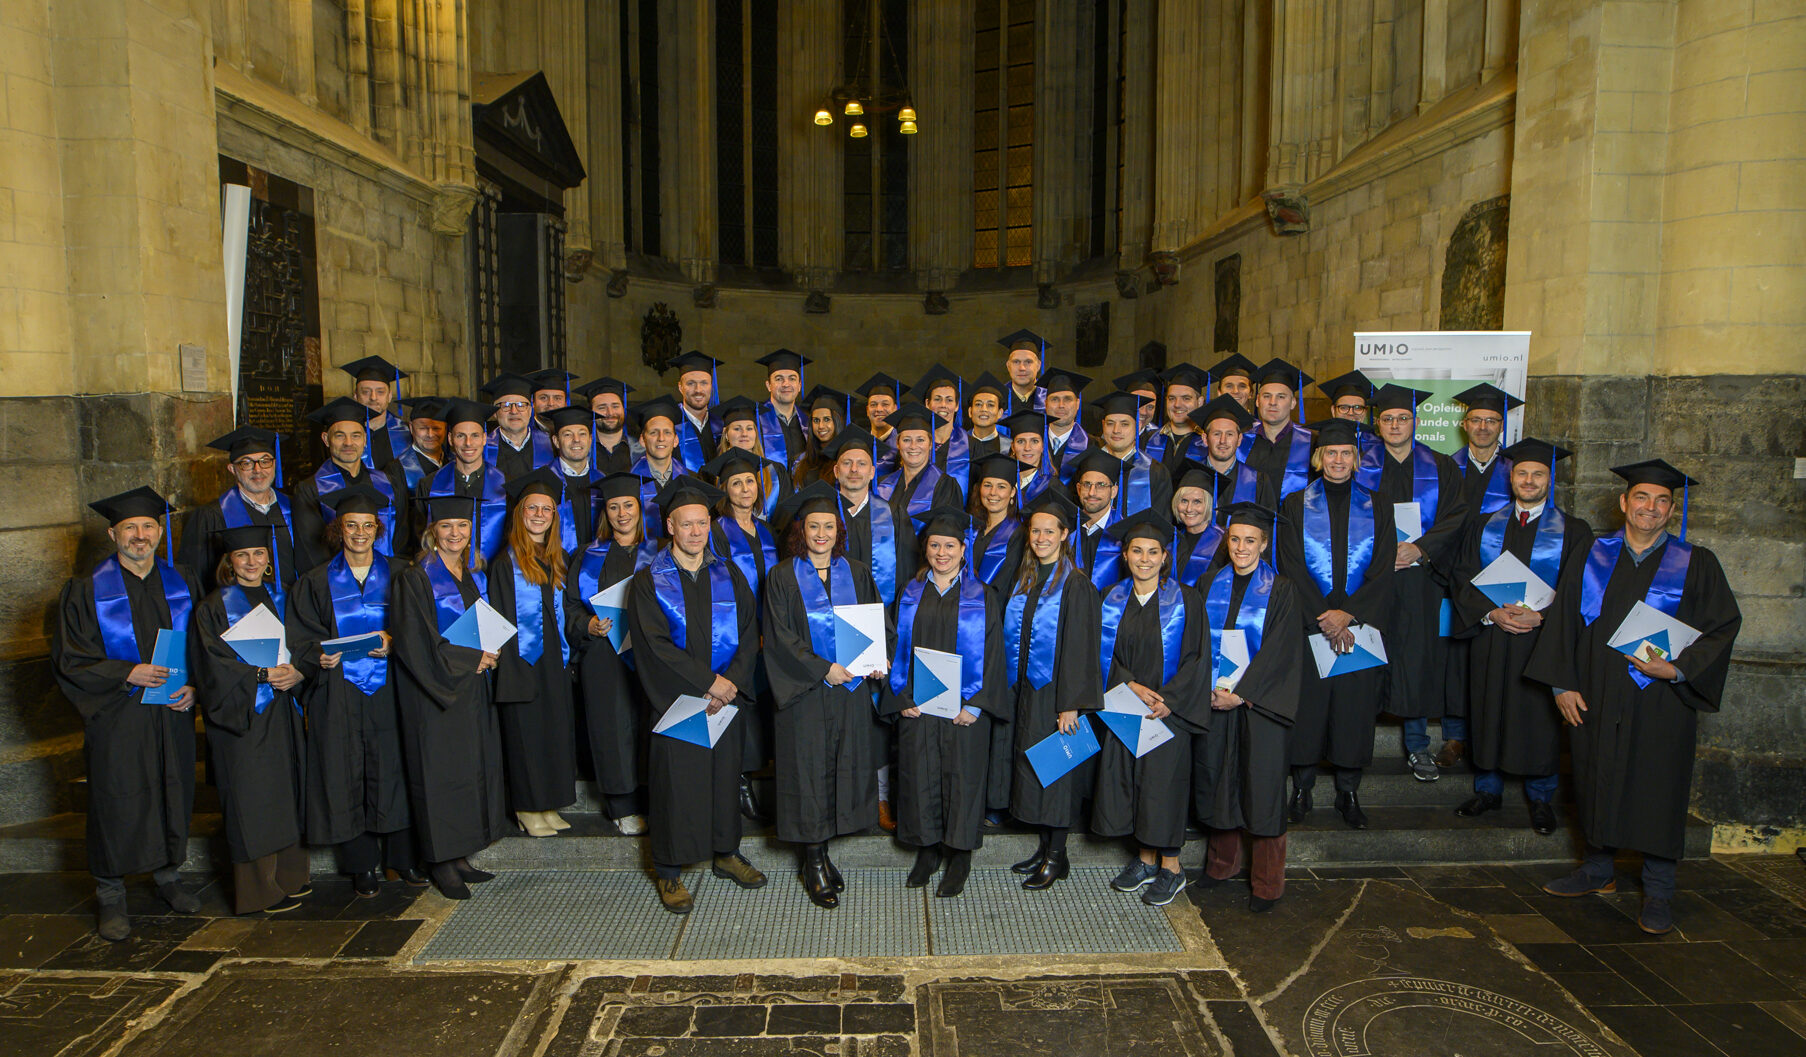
[717,0,781,268]
[973,0,1034,268]
[621,0,662,258]
[842,0,910,273]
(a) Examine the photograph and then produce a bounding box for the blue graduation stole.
[1299,479,1377,598]
[1209,462,1263,517]
[315,462,398,555]
[1097,578,1186,690]
[427,461,508,562]
[628,456,688,537]
[484,424,554,470]
[573,538,656,613]
[326,553,388,696]
[1005,386,1046,415]
[936,425,970,491]
[1052,425,1089,483]
[1117,451,1156,514]
[1579,530,1691,689]
[1356,441,1442,526]
[423,552,485,635]
[1145,430,1196,465]
[509,556,567,666]
[1175,523,1224,586]
[92,557,192,676]
[891,572,987,700]
[757,464,785,520]
[361,415,410,469]
[967,517,1019,583]
[222,584,290,714]
[1004,563,1067,689]
[676,410,720,470]
[756,402,795,469]
[394,447,439,490]
[219,489,295,584]
[861,497,900,604]
[1017,464,1053,505]
[649,550,739,673]
[793,556,865,691]
[712,517,777,597]
[1077,522,1123,591]
[1239,423,1314,496]
[876,462,946,523]
[556,466,602,555]
[1206,561,1273,674]
[1454,448,1513,516]
[1481,505,1566,598]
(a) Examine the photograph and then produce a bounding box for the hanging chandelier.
[812,6,917,136]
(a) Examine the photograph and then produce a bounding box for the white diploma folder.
[911,647,963,719]
[1607,601,1701,664]
[1471,550,1557,611]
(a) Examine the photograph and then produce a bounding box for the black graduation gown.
[971,519,1025,590]
[627,555,760,866]
[288,557,410,844]
[593,436,634,474]
[564,544,650,799]
[1153,429,1200,474]
[886,468,964,521]
[1197,463,1277,525]
[1277,482,1397,769]
[711,517,778,772]
[488,550,577,812]
[1091,585,1210,850]
[1372,447,1470,719]
[842,496,918,596]
[291,462,410,572]
[1194,572,1305,837]
[762,558,885,844]
[390,563,507,862]
[558,468,601,551]
[192,587,304,864]
[1243,428,1302,500]
[1113,453,1175,518]
[1524,536,1740,860]
[52,562,202,877]
[878,576,1009,851]
[366,415,404,468]
[967,433,1006,461]
[178,493,300,593]
[1450,508,1594,776]
[493,433,539,480]
[1007,564,1104,828]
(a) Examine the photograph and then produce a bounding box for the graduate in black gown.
[791,386,850,488]
[964,453,1024,826]
[287,478,418,895]
[1193,502,1305,912]
[1277,419,1397,829]
[762,481,886,908]
[1169,462,1226,587]
[487,468,578,838]
[1526,459,1740,935]
[1091,510,1209,909]
[1003,488,1103,890]
[546,406,605,552]
[565,472,658,835]
[875,403,965,523]
[390,494,508,899]
[1092,391,1174,518]
[292,397,409,571]
[627,477,766,914]
[52,487,204,940]
[881,507,1008,897]
[190,525,309,914]
[1357,384,1471,781]
[179,426,300,592]
[1448,439,1592,835]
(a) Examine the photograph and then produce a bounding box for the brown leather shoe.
[656,877,693,914]
[877,800,897,832]
[1434,739,1466,769]
[711,852,768,889]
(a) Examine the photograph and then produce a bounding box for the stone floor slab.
[917,974,1224,1057]
[0,976,182,1057]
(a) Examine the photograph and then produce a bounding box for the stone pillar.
[588,3,628,270]
[665,0,717,284]
[287,0,318,106]
[908,0,974,292]
[1151,0,1206,252]
[1115,0,1155,272]
[1032,0,1081,282]
[777,0,841,290]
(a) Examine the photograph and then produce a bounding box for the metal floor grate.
[415,867,1181,962]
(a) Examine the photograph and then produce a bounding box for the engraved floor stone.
[0,975,181,1057]
[917,974,1224,1057]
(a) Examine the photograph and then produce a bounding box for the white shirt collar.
[842,493,868,517]
[237,488,275,514]
[1514,499,1546,520]
[559,457,590,477]
[1134,587,1157,605]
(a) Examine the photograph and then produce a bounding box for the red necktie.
[1519,511,1530,527]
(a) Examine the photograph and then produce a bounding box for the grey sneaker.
[1110,860,1159,892]
[1408,751,1440,782]
[1142,869,1187,907]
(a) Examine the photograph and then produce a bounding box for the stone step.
[0,807,1710,875]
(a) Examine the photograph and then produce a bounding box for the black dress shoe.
[1289,787,1313,822]
[823,848,845,892]
[739,775,768,821]
[1334,791,1369,830]
[906,847,942,888]
[1022,850,1070,890]
[1249,894,1278,913]
[1011,848,1048,875]
[352,870,381,897]
[454,861,496,884]
[801,847,838,909]
[936,852,971,898]
[392,866,429,888]
[1454,792,1503,818]
[430,863,471,900]
[1529,800,1559,835]
[1192,871,1230,890]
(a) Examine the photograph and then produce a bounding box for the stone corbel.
[1148,253,1180,287]
[803,291,831,314]
[431,183,481,236]
[1261,186,1310,236]
[564,249,595,283]
[923,291,950,315]
[1038,284,1061,309]
[606,270,630,298]
[693,284,719,309]
[1116,270,1143,298]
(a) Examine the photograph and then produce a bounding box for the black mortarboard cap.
[1318,369,1377,402]
[340,355,407,384]
[546,406,596,433]
[972,453,1022,485]
[702,445,770,482]
[822,425,880,462]
[438,398,495,430]
[912,364,964,401]
[1498,436,1573,468]
[207,425,280,461]
[1252,357,1312,390]
[89,485,171,526]
[630,395,683,432]
[505,465,566,504]
[1190,394,1255,432]
[1610,459,1698,490]
[918,505,972,541]
[480,372,536,400]
[1021,486,1079,529]
[1072,448,1125,485]
[419,493,477,523]
[1208,353,1258,382]
[853,372,904,399]
[1452,382,1523,414]
[1092,391,1150,421]
[755,348,811,373]
[654,474,724,514]
[213,523,276,554]
[320,477,390,516]
[1221,500,1286,531]
[716,395,760,425]
[968,371,1009,399]
[396,396,445,421]
[1310,418,1361,448]
[885,402,938,435]
[597,472,647,502]
[306,396,373,427]
[669,350,723,376]
[1174,459,1216,493]
[1113,368,1162,393]
[997,328,1048,354]
[997,409,1049,438]
[771,479,841,529]
[1040,368,1091,397]
[529,368,579,393]
[1159,363,1209,393]
[1370,383,1433,412]
[1106,508,1172,545]
[572,377,635,401]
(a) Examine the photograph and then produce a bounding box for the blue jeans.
[1402,716,1469,753]
[1474,769,1557,801]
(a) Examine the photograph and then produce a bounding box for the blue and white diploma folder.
[442,599,518,652]
[1607,601,1701,665]
[653,693,738,748]
[586,578,632,653]
[1097,682,1175,758]
[221,603,289,667]
[320,631,384,660]
[911,647,963,719]
[141,629,188,705]
[832,602,887,677]
[1026,716,1102,787]
[1472,550,1557,611]
[1214,628,1250,691]
[1393,501,1423,543]
[1308,623,1389,679]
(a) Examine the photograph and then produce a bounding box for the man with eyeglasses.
[179,426,300,592]
[482,373,555,479]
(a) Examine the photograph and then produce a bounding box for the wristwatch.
[256,667,270,684]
